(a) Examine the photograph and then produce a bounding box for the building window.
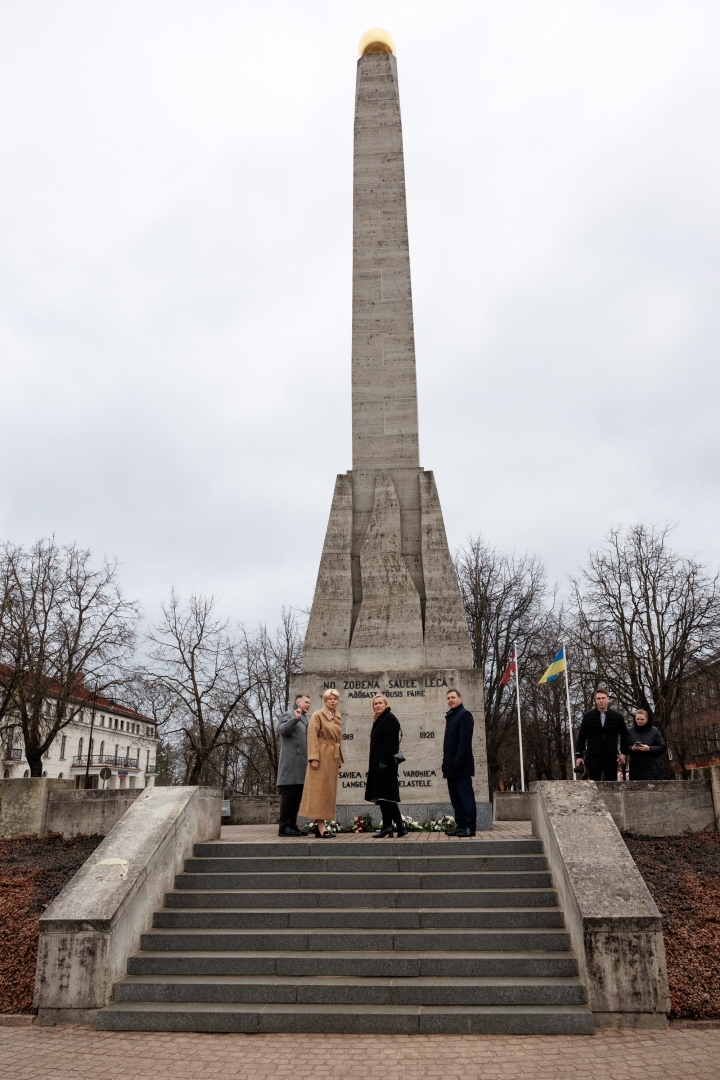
[58,772,63,779]
[146,749,150,772]
[114,744,119,758]
[100,716,105,727]
[99,741,105,757]
[23,770,29,777]
[78,737,83,759]
[60,736,66,760]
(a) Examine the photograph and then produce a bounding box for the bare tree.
[571,524,720,765]
[0,539,140,776]
[454,536,552,790]
[141,599,305,791]
[231,607,304,790]
[144,591,250,785]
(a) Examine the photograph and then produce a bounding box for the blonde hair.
[323,688,340,702]
[635,709,650,722]
[372,694,389,709]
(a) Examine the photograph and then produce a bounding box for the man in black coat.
[442,689,476,837]
[575,689,631,781]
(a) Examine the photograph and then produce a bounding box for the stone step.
[184,855,547,874]
[128,949,580,979]
[152,907,565,930]
[164,887,559,910]
[193,840,543,858]
[173,871,554,891]
[97,1000,594,1035]
[140,927,571,953]
[112,973,587,1007]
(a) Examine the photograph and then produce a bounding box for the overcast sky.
[1,1,719,633]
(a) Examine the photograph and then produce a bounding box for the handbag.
[393,724,405,765]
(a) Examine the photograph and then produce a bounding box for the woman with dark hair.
[365,694,407,838]
[628,709,666,780]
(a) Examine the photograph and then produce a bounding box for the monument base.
[289,667,491,831]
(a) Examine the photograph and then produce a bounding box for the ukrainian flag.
[539,646,566,684]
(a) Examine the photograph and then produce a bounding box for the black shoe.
[288,825,304,836]
[453,827,472,837]
[445,827,457,836]
[395,826,408,837]
[372,826,394,838]
[277,825,296,837]
[313,824,336,838]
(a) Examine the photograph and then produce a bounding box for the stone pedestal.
[291,668,490,829]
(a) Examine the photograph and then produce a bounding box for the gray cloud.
[1,0,719,630]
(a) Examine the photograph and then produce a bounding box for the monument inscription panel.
[294,669,487,809]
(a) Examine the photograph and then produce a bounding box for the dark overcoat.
[442,704,475,779]
[364,708,402,803]
[576,708,631,763]
[627,722,666,781]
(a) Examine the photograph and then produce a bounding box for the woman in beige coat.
[299,688,343,837]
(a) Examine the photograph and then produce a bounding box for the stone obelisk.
[292,30,490,827]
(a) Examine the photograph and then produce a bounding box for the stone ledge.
[530,780,670,1028]
[0,1014,35,1027]
[34,786,221,1015]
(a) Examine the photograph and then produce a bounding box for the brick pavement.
[1,1025,719,1079]
[219,821,534,841]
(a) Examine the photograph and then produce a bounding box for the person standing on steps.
[575,689,631,781]
[627,708,666,781]
[364,694,408,839]
[276,694,311,837]
[299,688,343,837]
[442,689,476,838]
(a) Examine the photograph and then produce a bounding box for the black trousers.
[277,784,304,827]
[447,776,476,831]
[378,800,404,830]
[585,759,619,781]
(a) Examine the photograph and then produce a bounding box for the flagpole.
[514,642,525,792]
[562,640,577,781]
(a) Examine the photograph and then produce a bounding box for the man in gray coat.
[276,694,311,836]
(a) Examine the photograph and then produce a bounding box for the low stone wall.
[226,795,281,825]
[493,791,532,821]
[531,780,670,1029]
[594,780,715,836]
[495,780,718,836]
[224,793,494,831]
[34,785,222,1025]
[46,789,142,838]
[0,778,76,838]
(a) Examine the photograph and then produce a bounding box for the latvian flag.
[500,650,516,687]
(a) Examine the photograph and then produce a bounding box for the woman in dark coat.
[628,709,666,780]
[365,694,407,838]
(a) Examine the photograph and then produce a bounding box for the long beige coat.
[299,707,343,820]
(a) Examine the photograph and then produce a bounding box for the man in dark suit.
[442,689,476,837]
[575,689,631,781]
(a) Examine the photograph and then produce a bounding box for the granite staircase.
[97,838,593,1035]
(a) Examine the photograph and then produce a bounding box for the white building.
[2,693,158,789]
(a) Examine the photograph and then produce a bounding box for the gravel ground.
[625,830,720,1020]
[0,834,103,1014]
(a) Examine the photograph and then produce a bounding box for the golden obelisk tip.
[358,28,396,57]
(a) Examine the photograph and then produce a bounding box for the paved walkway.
[2,1025,720,1079]
[219,821,533,841]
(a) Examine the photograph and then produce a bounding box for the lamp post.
[84,692,99,789]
